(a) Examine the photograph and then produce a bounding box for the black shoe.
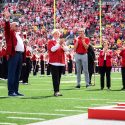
[107,88,111,90]
[75,85,80,88]
[15,92,24,96]
[101,87,104,90]
[8,93,17,97]
[121,88,125,91]
[54,92,63,97]
[86,84,90,88]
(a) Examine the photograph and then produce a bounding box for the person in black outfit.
[88,44,95,85]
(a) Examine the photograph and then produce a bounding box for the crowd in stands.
[0,0,124,79]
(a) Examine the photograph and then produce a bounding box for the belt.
[77,53,86,55]
[16,51,23,54]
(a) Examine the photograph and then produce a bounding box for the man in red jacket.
[119,42,125,90]
[4,11,25,96]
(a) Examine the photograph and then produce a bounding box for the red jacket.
[119,49,125,67]
[40,54,44,61]
[2,48,6,57]
[31,54,37,61]
[98,50,112,67]
[0,50,2,57]
[26,50,31,58]
[47,40,65,64]
[4,21,26,62]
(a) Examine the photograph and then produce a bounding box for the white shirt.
[104,53,107,60]
[15,32,24,52]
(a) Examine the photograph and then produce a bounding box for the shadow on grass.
[86,89,102,91]
[60,88,76,90]
[87,89,123,91]
[111,89,123,91]
[0,96,9,99]
[20,95,54,99]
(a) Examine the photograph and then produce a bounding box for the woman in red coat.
[98,42,113,90]
[47,29,68,96]
[119,42,125,90]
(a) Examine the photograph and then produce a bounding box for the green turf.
[0,72,125,125]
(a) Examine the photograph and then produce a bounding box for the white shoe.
[23,83,28,85]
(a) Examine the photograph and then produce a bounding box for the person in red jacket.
[31,51,37,76]
[4,11,26,96]
[47,29,68,96]
[98,42,112,90]
[119,42,125,90]
[0,42,3,79]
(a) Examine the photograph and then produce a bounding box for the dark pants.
[68,60,73,73]
[40,61,45,75]
[33,61,37,75]
[8,52,22,94]
[0,57,3,78]
[121,67,125,88]
[2,57,8,79]
[22,58,31,83]
[50,65,64,92]
[99,61,112,89]
[89,72,93,84]
[46,64,51,75]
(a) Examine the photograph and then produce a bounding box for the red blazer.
[119,49,125,67]
[2,48,6,57]
[40,54,44,61]
[98,50,112,67]
[31,54,37,61]
[4,21,26,62]
[0,50,2,57]
[26,50,31,58]
[47,40,65,64]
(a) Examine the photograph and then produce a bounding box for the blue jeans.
[7,52,23,94]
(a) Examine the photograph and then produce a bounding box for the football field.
[0,72,125,125]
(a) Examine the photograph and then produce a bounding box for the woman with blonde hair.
[98,42,113,90]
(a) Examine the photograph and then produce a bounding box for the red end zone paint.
[88,106,125,120]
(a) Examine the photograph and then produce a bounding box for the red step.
[118,103,125,106]
[88,106,125,120]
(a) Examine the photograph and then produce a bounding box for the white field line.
[27,113,125,125]
[30,76,121,79]
[30,84,75,86]
[55,98,109,101]
[0,123,17,125]
[7,117,45,121]
[0,86,6,89]
[0,111,66,116]
[106,102,125,104]
[74,106,89,109]
[55,109,85,113]
[91,104,110,106]
[23,89,53,91]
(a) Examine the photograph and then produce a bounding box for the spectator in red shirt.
[119,42,125,90]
